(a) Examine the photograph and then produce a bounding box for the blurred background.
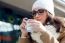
[0,0,65,43]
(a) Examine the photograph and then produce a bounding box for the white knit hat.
[32,0,55,17]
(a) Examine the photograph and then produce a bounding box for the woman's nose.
[35,13,39,17]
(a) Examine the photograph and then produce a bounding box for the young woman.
[19,0,65,43]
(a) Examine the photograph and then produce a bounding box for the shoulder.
[53,16,65,33]
[55,16,65,42]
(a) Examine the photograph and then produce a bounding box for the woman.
[19,0,65,43]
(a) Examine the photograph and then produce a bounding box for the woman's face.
[32,8,48,23]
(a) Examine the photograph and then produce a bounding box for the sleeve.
[20,38,31,43]
[60,37,65,43]
[17,37,32,43]
[18,34,36,43]
[40,30,59,43]
[58,31,65,43]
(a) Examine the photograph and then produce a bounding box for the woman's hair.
[45,12,62,32]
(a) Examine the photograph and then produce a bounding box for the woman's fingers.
[20,18,28,32]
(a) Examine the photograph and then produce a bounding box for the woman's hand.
[20,18,28,37]
[27,19,45,32]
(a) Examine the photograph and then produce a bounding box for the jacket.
[19,16,65,43]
